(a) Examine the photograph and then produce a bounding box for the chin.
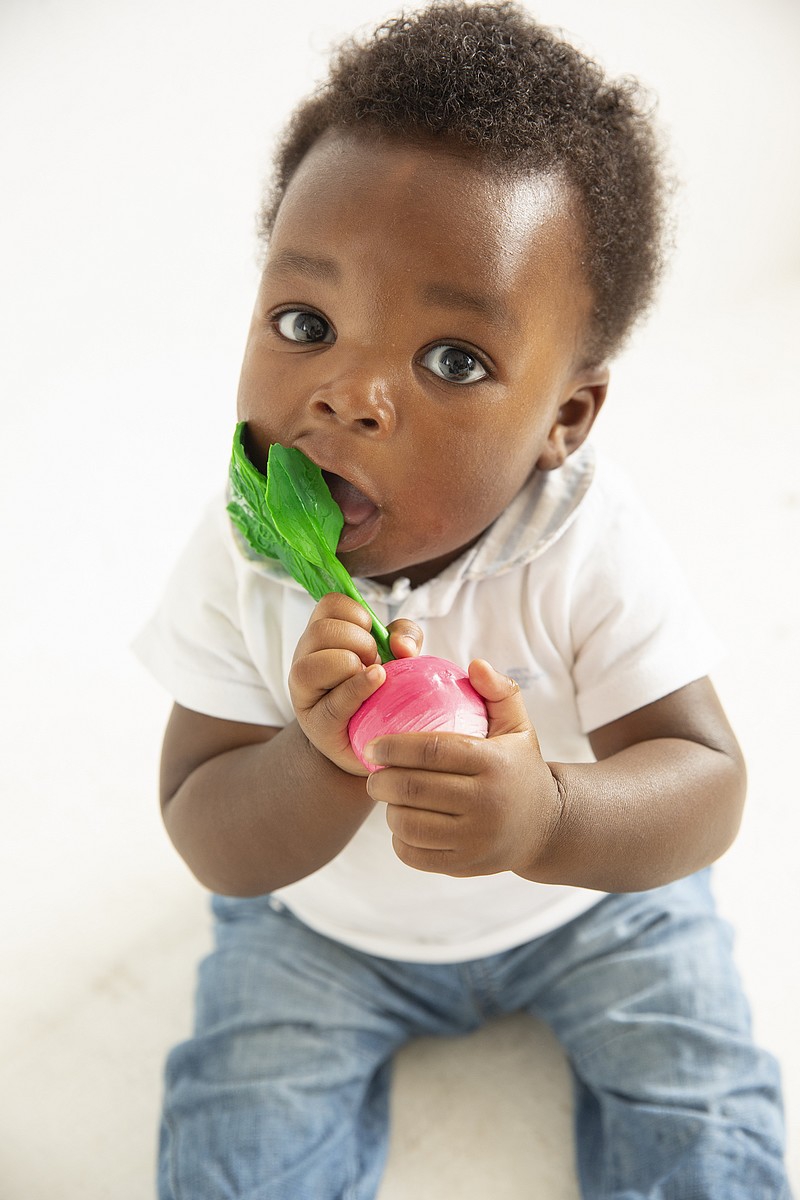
[338,547,404,584]
[342,543,466,590]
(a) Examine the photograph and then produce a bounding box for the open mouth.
[322,471,382,553]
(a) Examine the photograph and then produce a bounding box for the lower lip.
[337,507,383,554]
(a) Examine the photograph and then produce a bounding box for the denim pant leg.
[158,894,486,1200]
[158,896,411,1200]
[503,871,790,1199]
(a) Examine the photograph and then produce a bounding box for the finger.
[291,649,383,705]
[363,730,488,777]
[468,659,533,737]
[384,801,459,850]
[390,840,463,877]
[386,618,424,660]
[312,592,375,632]
[294,617,380,668]
[309,662,388,724]
[367,762,480,814]
[307,662,386,729]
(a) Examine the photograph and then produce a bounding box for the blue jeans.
[158,870,790,1199]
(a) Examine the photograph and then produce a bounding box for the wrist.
[295,721,375,796]
[514,761,568,883]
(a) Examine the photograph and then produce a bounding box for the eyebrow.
[266,249,341,283]
[266,250,515,332]
[420,282,518,332]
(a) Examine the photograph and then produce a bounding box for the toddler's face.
[237,131,606,587]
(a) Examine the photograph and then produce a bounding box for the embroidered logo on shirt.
[503,667,542,689]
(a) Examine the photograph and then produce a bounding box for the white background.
[1,0,798,1195]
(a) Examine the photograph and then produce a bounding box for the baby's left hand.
[365,660,563,878]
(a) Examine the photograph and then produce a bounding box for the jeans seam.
[459,957,502,1019]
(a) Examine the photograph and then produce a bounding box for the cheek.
[434,430,538,510]
[400,459,511,549]
[236,339,296,423]
[236,332,266,409]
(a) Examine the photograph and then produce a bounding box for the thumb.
[468,659,533,737]
[386,618,424,660]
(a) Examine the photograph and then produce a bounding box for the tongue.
[323,472,378,526]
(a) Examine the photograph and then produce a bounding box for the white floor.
[1,1,798,1196]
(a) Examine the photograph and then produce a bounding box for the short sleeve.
[132,499,286,727]
[568,462,724,733]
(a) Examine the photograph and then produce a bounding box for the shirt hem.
[274,888,607,963]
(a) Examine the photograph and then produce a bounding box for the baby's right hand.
[289,594,422,775]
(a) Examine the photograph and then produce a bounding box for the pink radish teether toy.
[348,655,489,771]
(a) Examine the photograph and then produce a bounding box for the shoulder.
[554,448,676,579]
[133,495,299,725]
[571,449,648,534]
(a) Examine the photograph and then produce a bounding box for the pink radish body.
[348,655,489,772]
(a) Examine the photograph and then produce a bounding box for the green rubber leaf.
[227,422,393,661]
[266,443,344,566]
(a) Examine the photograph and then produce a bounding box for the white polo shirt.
[134,444,720,962]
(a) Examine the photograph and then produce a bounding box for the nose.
[307,367,396,437]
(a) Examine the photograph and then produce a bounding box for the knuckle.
[290,649,362,695]
[308,596,340,631]
[419,733,445,768]
[316,687,343,727]
[308,615,341,646]
[288,657,310,692]
[391,834,413,866]
[318,593,371,627]
[405,811,428,845]
[398,771,424,804]
[343,648,366,676]
[383,804,399,834]
[310,616,376,663]
[315,592,347,615]
[392,836,432,872]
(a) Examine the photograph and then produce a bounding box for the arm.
[364,666,746,893]
[542,675,746,891]
[159,594,421,896]
[159,707,374,896]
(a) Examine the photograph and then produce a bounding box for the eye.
[421,345,487,384]
[274,310,334,344]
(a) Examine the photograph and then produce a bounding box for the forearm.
[163,719,374,896]
[524,737,746,892]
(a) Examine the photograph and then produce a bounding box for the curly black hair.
[259,1,671,364]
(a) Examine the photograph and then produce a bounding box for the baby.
[135,3,791,1197]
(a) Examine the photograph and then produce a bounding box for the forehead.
[269,131,589,325]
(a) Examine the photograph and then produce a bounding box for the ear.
[536,366,609,471]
